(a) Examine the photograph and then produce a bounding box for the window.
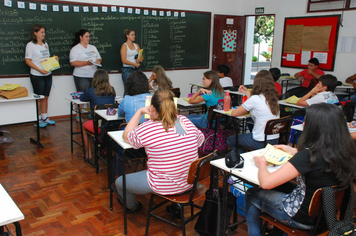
[308,0,356,12]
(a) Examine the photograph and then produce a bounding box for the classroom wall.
[3,0,356,121]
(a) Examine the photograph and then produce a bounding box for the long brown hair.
[151,89,177,132]
[92,69,116,97]
[204,70,224,97]
[152,65,173,90]
[251,70,279,116]
[29,24,46,44]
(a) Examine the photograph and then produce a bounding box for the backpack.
[198,117,227,156]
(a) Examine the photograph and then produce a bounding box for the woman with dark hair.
[148,65,173,90]
[120,29,142,95]
[70,29,102,92]
[25,24,57,127]
[245,103,356,235]
[115,89,204,212]
[80,69,116,159]
[227,70,280,153]
[187,70,225,128]
[118,71,150,123]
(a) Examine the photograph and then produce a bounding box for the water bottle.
[224,92,231,111]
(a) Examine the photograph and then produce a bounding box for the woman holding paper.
[245,103,356,235]
[25,24,56,127]
[70,29,102,92]
[120,29,143,95]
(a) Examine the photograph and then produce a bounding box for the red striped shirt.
[127,115,204,195]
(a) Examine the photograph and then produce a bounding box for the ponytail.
[151,89,177,132]
[72,29,89,48]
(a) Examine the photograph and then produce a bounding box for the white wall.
[3,0,356,120]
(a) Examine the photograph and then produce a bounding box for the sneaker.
[116,192,142,213]
[42,118,55,125]
[34,120,47,128]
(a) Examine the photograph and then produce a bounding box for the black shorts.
[30,74,53,96]
[73,76,92,92]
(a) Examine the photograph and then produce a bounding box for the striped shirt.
[127,115,204,195]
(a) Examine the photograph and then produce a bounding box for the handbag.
[198,117,227,156]
[225,150,244,168]
[0,87,28,99]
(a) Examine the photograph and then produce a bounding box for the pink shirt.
[127,115,204,195]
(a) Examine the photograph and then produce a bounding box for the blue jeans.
[186,114,208,128]
[115,170,154,209]
[122,67,140,96]
[73,76,92,92]
[245,188,312,235]
[30,74,52,96]
[227,133,279,154]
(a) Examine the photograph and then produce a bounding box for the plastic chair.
[260,183,353,236]
[145,152,216,236]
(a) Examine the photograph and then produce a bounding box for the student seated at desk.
[115,89,204,212]
[245,103,356,236]
[227,70,280,154]
[287,58,324,98]
[217,64,233,88]
[148,65,173,91]
[296,74,339,106]
[80,69,116,159]
[118,71,150,123]
[187,70,225,128]
[269,67,282,95]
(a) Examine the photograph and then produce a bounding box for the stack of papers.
[283,95,300,104]
[262,144,293,165]
[0,84,21,90]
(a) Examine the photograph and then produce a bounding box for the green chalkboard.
[0,1,211,77]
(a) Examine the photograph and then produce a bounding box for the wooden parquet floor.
[0,118,248,236]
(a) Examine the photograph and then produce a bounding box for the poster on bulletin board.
[280,15,341,71]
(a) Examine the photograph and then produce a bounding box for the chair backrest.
[186,152,215,184]
[264,116,293,146]
[307,184,352,235]
[170,88,181,98]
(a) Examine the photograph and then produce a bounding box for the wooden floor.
[0,118,248,236]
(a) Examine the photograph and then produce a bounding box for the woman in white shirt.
[70,29,102,92]
[120,29,142,95]
[25,24,56,127]
[227,70,280,154]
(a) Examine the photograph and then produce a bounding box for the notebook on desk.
[283,95,300,104]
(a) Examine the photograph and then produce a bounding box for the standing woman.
[227,70,280,154]
[25,24,56,127]
[148,65,173,91]
[187,70,225,128]
[70,29,102,92]
[120,29,142,95]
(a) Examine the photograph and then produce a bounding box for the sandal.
[116,190,142,213]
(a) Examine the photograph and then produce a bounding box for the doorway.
[244,15,275,85]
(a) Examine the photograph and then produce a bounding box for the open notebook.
[283,95,300,104]
[261,144,293,165]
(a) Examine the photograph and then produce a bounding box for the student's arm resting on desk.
[188,88,210,104]
[296,83,323,106]
[254,155,300,189]
[123,106,149,143]
[231,106,248,116]
[294,72,303,82]
[346,74,356,90]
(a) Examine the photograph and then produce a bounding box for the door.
[212,15,245,86]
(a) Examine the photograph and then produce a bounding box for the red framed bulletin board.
[281,15,341,71]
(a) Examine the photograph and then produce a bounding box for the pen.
[352,121,356,126]
[279,156,286,162]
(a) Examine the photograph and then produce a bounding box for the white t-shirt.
[70,43,101,78]
[306,91,339,106]
[242,94,279,141]
[25,42,51,76]
[122,43,138,67]
[150,81,159,90]
[219,76,233,87]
